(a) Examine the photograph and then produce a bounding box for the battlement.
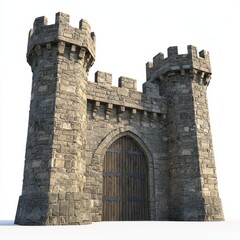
[94,71,137,90]
[87,71,166,114]
[27,12,95,69]
[146,45,211,82]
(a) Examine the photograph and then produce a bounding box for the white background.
[0,0,239,239]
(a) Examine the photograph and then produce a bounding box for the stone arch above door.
[92,126,156,220]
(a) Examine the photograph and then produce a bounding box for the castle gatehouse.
[15,12,224,225]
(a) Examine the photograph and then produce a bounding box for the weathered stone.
[15,12,224,226]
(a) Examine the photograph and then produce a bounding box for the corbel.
[105,103,113,120]
[118,106,125,122]
[141,111,148,125]
[130,108,137,123]
[70,44,76,61]
[34,44,42,56]
[204,73,211,86]
[92,101,100,118]
[78,47,86,66]
[150,112,158,123]
[180,67,185,76]
[58,41,65,56]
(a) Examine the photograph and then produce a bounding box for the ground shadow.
[0,220,15,226]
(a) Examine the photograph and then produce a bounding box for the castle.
[15,12,224,225]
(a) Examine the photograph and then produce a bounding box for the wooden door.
[102,136,149,221]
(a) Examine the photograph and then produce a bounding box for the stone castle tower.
[15,12,224,225]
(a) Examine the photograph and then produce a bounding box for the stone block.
[181,149,192,156]
[51,204,59,216]
[117,87,129,96]
[60,201,68,216]
[202,168,214,175]
[48,194,58,204]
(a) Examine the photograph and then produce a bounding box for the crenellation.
[87,80,167,114]
[153,52,164,65]
[27,12,95,72]
[146,45,212,85]
[55,12,70,25]
[199,49,209,59]
[95,71,112,88]
[167,46,178,57]
[118,76,137,90]
[146,61,153,71]
[33,16,48,29]
[90,32,96,42]
[187,45,198,58]
[79,19,91,34]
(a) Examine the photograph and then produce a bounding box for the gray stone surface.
[15,12,224,225]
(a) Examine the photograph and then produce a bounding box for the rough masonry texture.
[15,12,224,225]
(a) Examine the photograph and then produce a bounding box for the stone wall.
[192,78,224,220]
[15,12,224,225]
[15,12,96,225]
[85,72,169,221]
[147,45,224,220]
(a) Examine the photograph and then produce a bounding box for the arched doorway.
[102,136,149,221]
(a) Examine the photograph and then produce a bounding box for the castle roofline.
[146,45,211,82]
[27,12,96,64]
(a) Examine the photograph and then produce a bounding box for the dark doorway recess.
[102,136,149,221]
